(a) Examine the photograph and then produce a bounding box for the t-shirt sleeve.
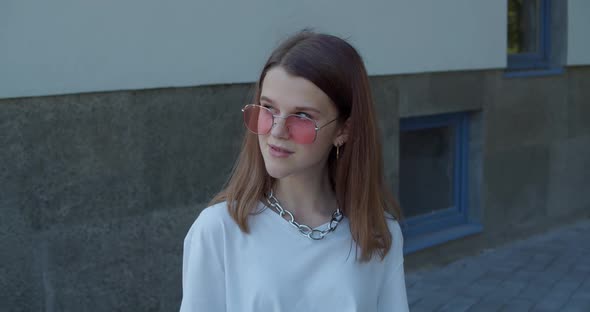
[377,219,409,312]
[179,208,226,312]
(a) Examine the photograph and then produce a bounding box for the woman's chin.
[264,163,293,179]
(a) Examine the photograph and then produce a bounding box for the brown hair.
[210,30,403,262]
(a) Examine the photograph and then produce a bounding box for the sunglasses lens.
[243,105,318,144]
[286,116,316,144]
[243,105,273,134]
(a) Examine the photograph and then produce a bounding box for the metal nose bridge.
[271,114,290,126]
[269,114,292,139]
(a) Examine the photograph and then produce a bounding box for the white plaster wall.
[567,0,590,66]
[0,0,506,98]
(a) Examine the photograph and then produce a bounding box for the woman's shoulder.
[187,201,234,235]
[384,212,403,239]
[383,212,404,262]
[198,201,232,221]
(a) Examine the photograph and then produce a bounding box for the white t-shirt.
[180,201,409,312]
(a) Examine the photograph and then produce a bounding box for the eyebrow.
[260,96,322,114]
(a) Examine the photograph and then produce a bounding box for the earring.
[336,144,340,160]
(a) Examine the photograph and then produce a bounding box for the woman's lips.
[268,144,293,158]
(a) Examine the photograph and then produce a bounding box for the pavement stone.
[560,298,590,312]
[499,298,535,311]
[437,297,479,312]
[406,219,590,311]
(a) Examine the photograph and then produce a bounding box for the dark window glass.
[508,0,541,54]
[399,126,455,218]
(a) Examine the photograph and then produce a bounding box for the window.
[399,113,482,254]
[507,0,551,70]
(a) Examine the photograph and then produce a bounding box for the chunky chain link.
[266,190,344,240]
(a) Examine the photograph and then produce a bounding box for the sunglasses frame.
[241,104,339,144]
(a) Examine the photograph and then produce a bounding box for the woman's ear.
[333,118,351,146]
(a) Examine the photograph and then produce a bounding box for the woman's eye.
[262,104,278,113]
[295,112,312,119]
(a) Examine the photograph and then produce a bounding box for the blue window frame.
[399,112,482,254]
[507,0,551,71]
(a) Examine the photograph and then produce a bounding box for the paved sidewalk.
[405,219,590,312]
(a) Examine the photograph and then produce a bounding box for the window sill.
[504,67,564,78]
[403,223,483,255]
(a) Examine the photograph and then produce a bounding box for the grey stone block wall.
[482,68,590,231]
[397,70,488,118]
[370,76,400,192]
[1,66,589,311]
[1,85,251,311]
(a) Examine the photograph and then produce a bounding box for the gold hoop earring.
[336,144,340,160]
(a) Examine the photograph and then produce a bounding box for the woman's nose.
[270,116,290,139]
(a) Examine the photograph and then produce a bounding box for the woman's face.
[257,66,343,179]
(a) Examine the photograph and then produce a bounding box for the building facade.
[1,0,589,310]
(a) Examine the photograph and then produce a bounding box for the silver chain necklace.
[265,190,344,240]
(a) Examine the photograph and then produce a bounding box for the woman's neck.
[271,170,338,228]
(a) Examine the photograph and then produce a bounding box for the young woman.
[180,30,409,312]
